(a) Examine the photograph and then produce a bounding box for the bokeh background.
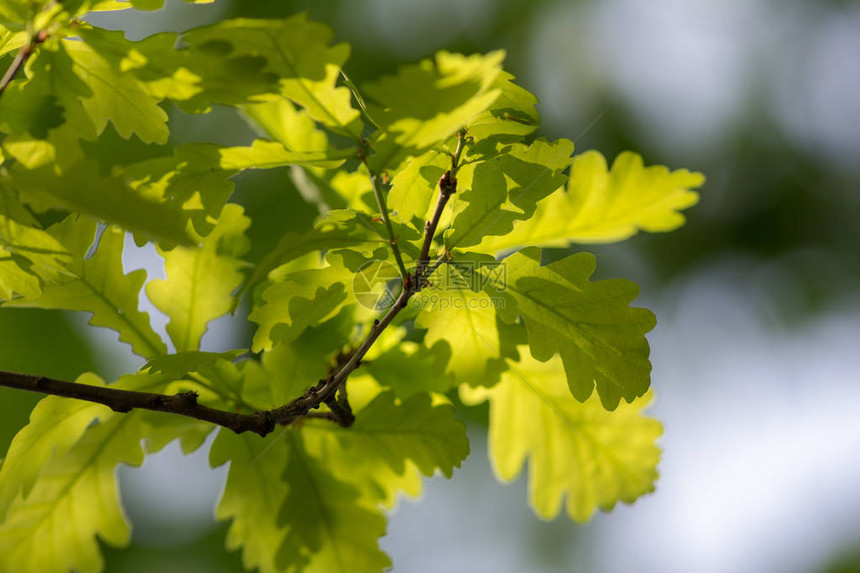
[2,0,859,571]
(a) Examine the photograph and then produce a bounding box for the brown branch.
[0,30,49,97]
[415,130,466,283]
[0,129,469,437]
[0,371,276,436]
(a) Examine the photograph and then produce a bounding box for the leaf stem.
[369,171,409,279]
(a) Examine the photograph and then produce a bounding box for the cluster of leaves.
[0,2,704,572]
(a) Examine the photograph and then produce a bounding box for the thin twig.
[0,371,276,436]
[0,127,470,437]
[0,30,48,97]
[369,172,409,279]
[415,130,466,282]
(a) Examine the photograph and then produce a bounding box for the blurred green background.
[2,0,859,571]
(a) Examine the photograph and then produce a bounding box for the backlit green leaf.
[475,151,705,253]
[0,372,177,573]
[276,431,391,573]
[445,138,574,250]
[5,215,167,358]
[210,429,290,573]
[481,248,655,409]
[364,51,504,156]
[461,351,661,522]
[184,16,362,138]
[146,204,251,352]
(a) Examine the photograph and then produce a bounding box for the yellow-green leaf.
[475,151,705,253]
[461,350,661,522]
[147,204,251,352]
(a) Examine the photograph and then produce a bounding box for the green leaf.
[63,38,169,144]
[8,160,193,246]
[122,143,235,238]
[413,269,507,386]
[258,309,355,406]
[0,26,26,56]
[386,148,449,231]
[276,431,391,573]
[183,16,362,138]
[0,372,177,573]
[0,212,70,300]
[466,70,540,139]
[143,350,244,379]
[364,51,505,159]
[461,351,661,522]
[146,203,251,352]
[219,139,353,170]
[0,372,109,521]
[445,137,574,250]
[364,340,455,399]
[245,210,388,297]
[475,151,705,253]
[77,26,277,112]
[5,216,167,358]
[249,251,359,353]
[241,96,330,155]
[0,80,64,138]
[481,248,655,409]
[210,430,291,573]
[306,391,469,483]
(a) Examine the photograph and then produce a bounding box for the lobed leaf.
[363,50,505,169]
[5,215,167,358]
[0,372,179,573]
[461,351,661,522]
[445,137,574,250]
[276,432,391,573]
[183,15,362,138]
[210,429,291,573]
[481,248,656,409]
[475,151,705,253]
[147,203,251,353]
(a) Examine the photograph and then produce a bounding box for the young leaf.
[245,210,388,296]
[276,432,391,573]
[62,38,169,144]
[8,160,193,246]
[386,148,449,231]
[466,70,541,139]
[482,248,656,409]
[364,51,505,154]
[241,96,330,156]
[310,391,469,481]
[461,351,661,523]
[0,213,70,300]
[249,251,359,353]
[146,203,251,353]
[219,139,354,170]
[124,143,237,237]
[364,340,455,399]
[0,372,109,521]
[0,372,179,573]
[143,350,244,380]
[4,216,167,358]
[474,151,705,253]
[183,15,362,139]
[445,138,574,250]
[413,281,507,386]
[210,429,291,573]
